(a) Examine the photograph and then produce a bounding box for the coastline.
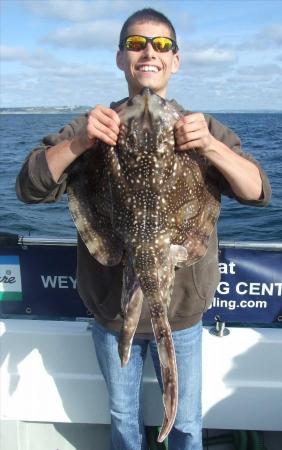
[1,108,282,115]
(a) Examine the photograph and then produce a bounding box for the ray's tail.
[118,243,184,441]
[148,298,178,442]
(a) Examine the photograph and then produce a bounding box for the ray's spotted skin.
[67,88,220,442]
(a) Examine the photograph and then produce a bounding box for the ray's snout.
[138,88,165,131]
[119,88,167,133]
[139,87,155,97]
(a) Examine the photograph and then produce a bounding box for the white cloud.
[0,44,115,84]
[0,44,122,106]
[23,0,128,22]
[238,24,282,50]
[178,43,237,81]
[23,0,179,23]
[42,20,121,49]
[1,66,127,107]
[0,45,28,61]
[170,72,282,112]
[42,63,112,80]
[224,64,282,91]
[1,7,281,111]
[185,47,236,65]
[258,24,282,46]
[0,45,63,69]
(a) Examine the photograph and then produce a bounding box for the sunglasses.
[120,35,178,54]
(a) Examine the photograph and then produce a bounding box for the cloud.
[42,63,111,80]
[238,24,282,50]
[0,45,62,69]
[178,43,237,80]
[23,0,128,22]
[1,65,127,107]
[23,0,179,23]
[227,63,282,83]
[1,43,123,106]
[0,45,28,61]
[185,47,236,65]
[42,20,121,49]
[170,71,282,112]
[258,24,282,46]
[1,45,114,80]
[1,9,281,111]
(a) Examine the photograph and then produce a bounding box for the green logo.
[0,256,22,301]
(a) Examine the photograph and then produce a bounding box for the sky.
[1,0,282,111]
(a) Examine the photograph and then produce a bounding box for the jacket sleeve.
[205,114,271,207]
[16,114,88,204]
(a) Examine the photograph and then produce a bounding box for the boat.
[1,234,282,449]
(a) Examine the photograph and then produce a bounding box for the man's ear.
[171,53,180,74]
[116,50,124,71]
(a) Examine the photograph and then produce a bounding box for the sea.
[0,110,281,243]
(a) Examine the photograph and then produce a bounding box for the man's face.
[116,21,180,98]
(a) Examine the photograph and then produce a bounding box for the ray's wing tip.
[157,419,174,442]
[157,397,178,442]
[156,416,175,443]
[157,428,169,443]
[118,346,130,368]
[120,359,127,368]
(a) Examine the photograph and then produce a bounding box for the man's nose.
[142,41,156,57]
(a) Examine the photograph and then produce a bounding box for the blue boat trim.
[0,236,281,325]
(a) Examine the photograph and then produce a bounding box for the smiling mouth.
[136,65,160,73]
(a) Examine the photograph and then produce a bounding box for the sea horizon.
[1,106,282,115]
[0,111,281,242]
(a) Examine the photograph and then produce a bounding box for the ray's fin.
[118,286,143,367]
[118,257,144,367]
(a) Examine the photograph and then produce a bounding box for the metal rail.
[219,241,282,250]
[16,236,282,251]
[0,233,281,250]
[19,236,77,246]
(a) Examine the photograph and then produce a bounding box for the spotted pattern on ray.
[67,88,220,442]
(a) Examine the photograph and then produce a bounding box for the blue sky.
[1,0,282,110]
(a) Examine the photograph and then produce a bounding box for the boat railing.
[14,235,282,250]
[0,233,281,325]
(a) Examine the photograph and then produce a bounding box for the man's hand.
[174,113,214,154]
[175,112,263,201]
[74,105,121,152]
[45,105,120,183]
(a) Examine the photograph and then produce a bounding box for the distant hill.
[0,106,91,114]
[1,106,281,115]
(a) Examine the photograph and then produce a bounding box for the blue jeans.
[92,319,203,450]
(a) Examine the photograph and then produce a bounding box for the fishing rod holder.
[209,315,230,337]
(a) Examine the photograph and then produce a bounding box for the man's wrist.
[70,135,95,156]
[201,135,222,159]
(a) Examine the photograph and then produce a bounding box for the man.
[16,8,271,450]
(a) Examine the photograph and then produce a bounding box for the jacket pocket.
[192,229,221,309]
[192,253,220,311]
[169,230,220,319]
[169,265,207,319]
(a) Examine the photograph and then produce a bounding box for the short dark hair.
[119,8,178,49]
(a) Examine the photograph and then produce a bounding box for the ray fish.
[67,88,220,442]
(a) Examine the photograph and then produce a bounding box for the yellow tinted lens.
[153,37,173,52]
[125,36,146,50]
